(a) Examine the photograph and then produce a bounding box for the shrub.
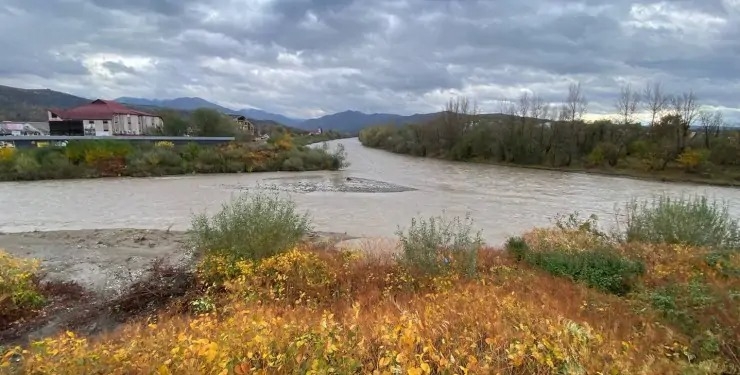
[677,148,710,172]
[395,213,483,277]
[189,191,312,262]
[281,156,305,171]
[624,194,740,250]
[12,153,41,179]
[0,147,14,161]
[0,251,45,324]
[155,141,175,149]
[224,248,337,304]
[514,226,644,295]
[524,248,644,295]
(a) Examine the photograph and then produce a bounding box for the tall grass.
[395,213,483,277]
[624,194,740,250]
[189,191,312,262]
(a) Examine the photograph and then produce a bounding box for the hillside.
[115,97,304,126]
[0,85,90,121]
[300,110,442,133]
[0,84,453,134]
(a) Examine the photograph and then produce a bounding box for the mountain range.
[0,84,442,134]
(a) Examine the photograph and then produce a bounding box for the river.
[1,138,739,245]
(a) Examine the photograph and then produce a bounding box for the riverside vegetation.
[360,82,740,186]
[1,192,739,374]
[0,133,348,181]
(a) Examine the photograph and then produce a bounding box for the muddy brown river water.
[1,138,739,245]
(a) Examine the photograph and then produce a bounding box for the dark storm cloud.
[0,0,739,120]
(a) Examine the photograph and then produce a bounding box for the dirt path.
[0,229,192,299]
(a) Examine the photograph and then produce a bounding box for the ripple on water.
[222,176,416,194]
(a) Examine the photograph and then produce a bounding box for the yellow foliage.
[3,244,736,374]
[155,141,175,149]
[677,148,710,171]
[0,250,45,315]
[0,147,15,161]
[274,133,294,151]
[522,228,610,254]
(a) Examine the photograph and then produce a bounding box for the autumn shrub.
[0,147,14,161]
[624,194,740,250]
[154,141,175,149]
[3,265,698,375]
[189,191,312,264]
[0,250,45,326]
[223,248,338,305]
[677,148,711,172]
[395,213,482,277]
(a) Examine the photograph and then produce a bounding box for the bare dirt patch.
[0,229,354,347]
[0,229,192,299]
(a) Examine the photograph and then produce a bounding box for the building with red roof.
[48,99,163,136]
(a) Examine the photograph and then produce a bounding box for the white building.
[48,99,163,136]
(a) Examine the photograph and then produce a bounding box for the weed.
[189,191,312,262]
[624,194,740,250]
[395,213,483,277]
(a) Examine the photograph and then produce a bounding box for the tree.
[643,81,668,126]
[154,109,189,136]
[440,96,478,150]
[562,82,587,123]
[670,91,699,152]
[698,110,724,148]
[615,84,640,124]
[191,108,236,137]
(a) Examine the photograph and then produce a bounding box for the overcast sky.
[1,0,739,120]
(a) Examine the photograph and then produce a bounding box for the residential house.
[228,114,255,135]
[48,99,163,136]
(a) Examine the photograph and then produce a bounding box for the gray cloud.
[0,0,739,121]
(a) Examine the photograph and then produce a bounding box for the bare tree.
[442,96,479,146]
[643,81,668,126]
[615,84,641,124]
[698,110,724,148]
[668,90,699,152]
[516,92,531,120]
[562,82,587,123]
[671,91,699,126]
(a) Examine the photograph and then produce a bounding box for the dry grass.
[3,240,737,374]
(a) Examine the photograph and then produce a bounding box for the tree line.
[360,82,740,178]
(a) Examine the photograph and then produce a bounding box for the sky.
[1,0,739,121]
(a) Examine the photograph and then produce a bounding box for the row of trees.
[360,82,740,175]
[149,108,247,138]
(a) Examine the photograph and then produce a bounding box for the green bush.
[505,236,529,261]
[13,153,41,180]
[624,194,740,250]
[189,191,312,261]
[395,213,483,277]
[282,156,305,171]
[523,248,644,295]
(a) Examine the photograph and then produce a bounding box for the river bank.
[0,228,367,346]
[2,192,739,373]
[460,157,740,188]
[0,138,346,182]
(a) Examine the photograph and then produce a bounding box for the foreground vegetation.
[360,82,740,186]
[0,134,348,181]
[1,193,739,374]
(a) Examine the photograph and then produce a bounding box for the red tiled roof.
[49,99,159,120]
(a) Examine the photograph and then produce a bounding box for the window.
[103,121,109,131]
[88,120,94,124]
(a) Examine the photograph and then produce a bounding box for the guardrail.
[0,135,236,148]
